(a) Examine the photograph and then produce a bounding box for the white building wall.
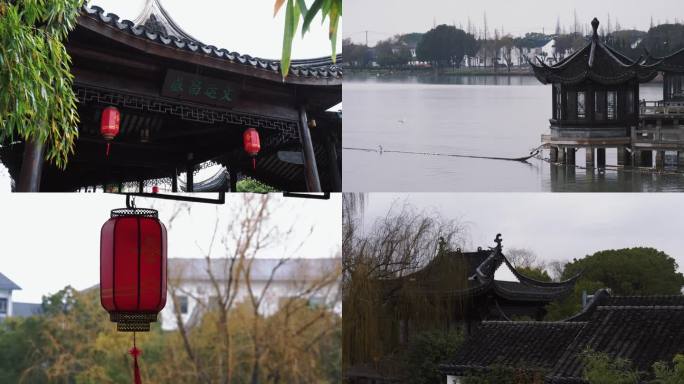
[160,279,340,331]
[0,288,12,319]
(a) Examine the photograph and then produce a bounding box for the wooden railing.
[633,126,684,144]
[640,100,684,117]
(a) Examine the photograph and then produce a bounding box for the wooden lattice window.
[577,92,586,119]
[607,91,617,120]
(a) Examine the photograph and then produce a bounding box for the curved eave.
[529,39,658,85]
[653,47,684,73]
[501,255,581,289]
[492,281,574,302]
[78,6,342,87]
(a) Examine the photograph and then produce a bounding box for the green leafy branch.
[274,0,341,79]
[0,0,83,168]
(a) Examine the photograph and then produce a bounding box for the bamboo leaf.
[273,0,286,16]
[302,0,324,36]
[280,0,297,79]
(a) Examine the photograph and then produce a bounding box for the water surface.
[343,74,681,192]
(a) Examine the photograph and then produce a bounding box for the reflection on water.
[343,74,678,192]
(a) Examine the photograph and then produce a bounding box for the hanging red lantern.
[100,106,120,157]
[101,207,167,383]
[152,185,159,194]
[243,128,261,170]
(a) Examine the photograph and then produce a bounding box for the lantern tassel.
[252,157,256,170]
[106,142,111,158]
[129,332,142,384]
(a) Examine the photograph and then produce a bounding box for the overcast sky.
[360,193,684,274]
[345,0,684,45]
[90,0,341,59]
[0,193,341,303]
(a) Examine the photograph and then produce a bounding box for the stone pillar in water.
[655,150,665,169]
[550,147,559,163]
[617,147,626,166]
[558,147,567,164]
[597,148,606,168]
[641,150,653,167]
[566,148,576,166]
[586,147,595,168]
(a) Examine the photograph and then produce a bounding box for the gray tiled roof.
[443,292,684,383]
[0,272,20,291]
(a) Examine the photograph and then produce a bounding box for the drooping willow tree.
[274,0,342,78]
[342,197,471,376]
[0,0,83,168]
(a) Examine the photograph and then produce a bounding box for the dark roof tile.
[80,4,342,80]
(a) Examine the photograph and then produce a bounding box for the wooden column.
[596,148,606,168]
[298,107,322,192]
[17,139,45,192]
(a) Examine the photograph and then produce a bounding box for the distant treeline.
[344,22,684,69]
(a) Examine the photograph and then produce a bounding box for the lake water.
[343,74,684,192]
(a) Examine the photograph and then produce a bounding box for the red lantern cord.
[106,143,111,157]
[129,332,142,384]
[252,157,256,170]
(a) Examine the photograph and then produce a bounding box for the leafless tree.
[166,195,339,384]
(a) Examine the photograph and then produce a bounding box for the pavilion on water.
[0,0,342,192]
[530,18,684,169]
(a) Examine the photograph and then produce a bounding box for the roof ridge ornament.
[133,0,201,43]
[494,233,503,249]
[591,17,600,40]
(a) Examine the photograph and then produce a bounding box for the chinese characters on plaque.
[161,69,240,107]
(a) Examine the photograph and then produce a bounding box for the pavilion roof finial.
[132,0,201,43]
[591,18,600,40]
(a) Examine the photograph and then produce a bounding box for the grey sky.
[90,0,341,59]
[0,193,341,303]
[345,0,684,45]
[361,193,684,272]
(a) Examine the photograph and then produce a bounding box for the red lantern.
[100,208,167,331]
[152,185,159,194]
[243,128,261,170]
[100,106,120,157]
[101,208,166,384]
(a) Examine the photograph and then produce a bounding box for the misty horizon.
[346,0,684,45]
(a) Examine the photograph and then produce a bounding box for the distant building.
[0,272,42,320]
[160,258,341,331]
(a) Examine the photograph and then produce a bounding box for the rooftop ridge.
[79,4,343,80]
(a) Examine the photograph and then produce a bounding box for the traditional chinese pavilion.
[530,18,659,169]
[345,235,579,383]
[637,48,684,168]
[1,0,342,192]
